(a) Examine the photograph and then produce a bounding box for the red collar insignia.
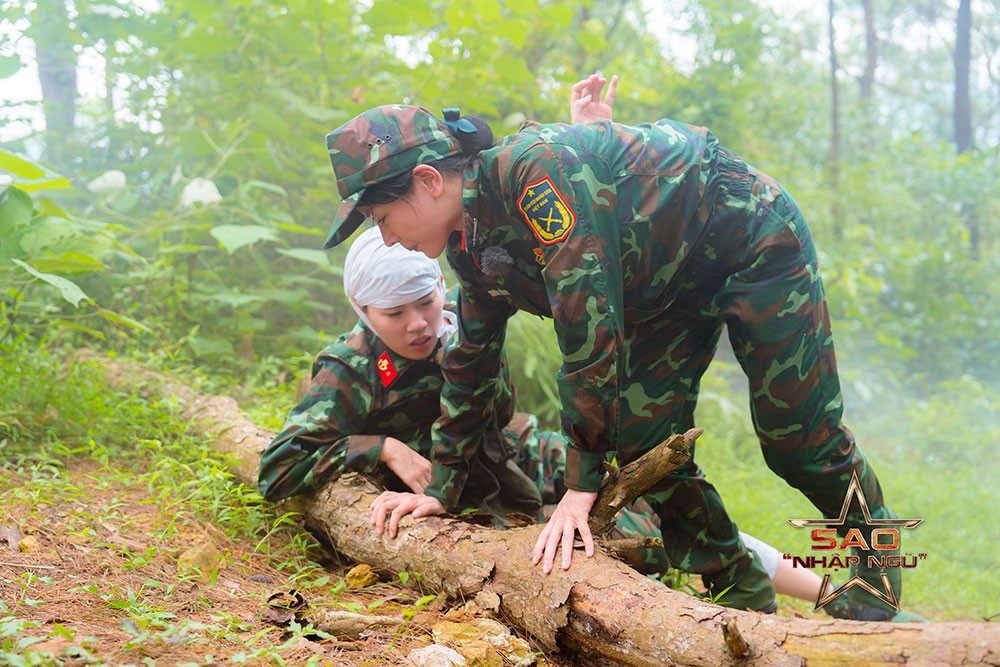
[375,351,398,388]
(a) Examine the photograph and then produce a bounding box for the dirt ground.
[0,459,578,666]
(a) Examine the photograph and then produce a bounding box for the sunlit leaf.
[37,198,70,218]
[97,307,151,332]
[1,174,71,194]
[243,180,288,197]
[275,247,335,269]
[11,259,93,308]
[276,222,324,236]
[209,225,277,253]
[363,0,429,34]
[0,149,46,180]
[29,251,106,274]
[53,320,106,339]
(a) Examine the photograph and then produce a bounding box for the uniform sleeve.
[425,280,517,510]
[257,356,384,501]
[510,142,626,493]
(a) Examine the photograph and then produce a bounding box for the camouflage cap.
[323,105,462,248]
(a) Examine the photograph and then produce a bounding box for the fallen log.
[79,351,1000,666]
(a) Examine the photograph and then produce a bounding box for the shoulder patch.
[516,176,576,245]
[375,351,398,388]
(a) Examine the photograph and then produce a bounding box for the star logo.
[787,471,922,611]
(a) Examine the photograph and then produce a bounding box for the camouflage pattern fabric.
[258,321,452,501]
[258,316,680,575]
[425,117,895,609]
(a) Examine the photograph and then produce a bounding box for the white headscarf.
[343,227,458,344]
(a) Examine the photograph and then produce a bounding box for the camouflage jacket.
[427,118,764,506]
[258,315,517,502]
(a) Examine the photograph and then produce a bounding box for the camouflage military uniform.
[257,314,666,572]
[422,118,897,612]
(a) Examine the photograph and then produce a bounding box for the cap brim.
[323,193,367,249]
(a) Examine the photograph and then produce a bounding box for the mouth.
[410,335,433,350]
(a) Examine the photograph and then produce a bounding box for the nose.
[378,226,399,246]
[406,312,428,333]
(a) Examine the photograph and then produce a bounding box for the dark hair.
[359,114,494,207]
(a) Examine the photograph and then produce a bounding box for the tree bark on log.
[79,352,1000,667]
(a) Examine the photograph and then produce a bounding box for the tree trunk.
[29,0,78,169]
[78,352,1000,667]
[861,0,877,101]
[828,0,843,239]
[954,0,978,257]
[954,0,974,155]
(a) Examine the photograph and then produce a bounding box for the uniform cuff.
[343,435,385,474]
[564,448,605,492]
[425,462,466,511]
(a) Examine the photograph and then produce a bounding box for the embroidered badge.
[375,351,398,388]
[533,248,547,265]
[517,176,576,245]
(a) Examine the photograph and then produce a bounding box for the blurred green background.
[1,0,997,620]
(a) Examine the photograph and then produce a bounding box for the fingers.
[370,495,390,534]
[370,491,411,537]
[560,520,576,570]
[572,74,604,100]
[531,522,556,572]
[370,492,444,539]
[603,74,618,107]
[411,496,443,518]
[404,467,432,495]
[535,516,572,574]
[542,521,561,574]
[578,514,594,558]
[387,501,404,539]
[531,525,546,565]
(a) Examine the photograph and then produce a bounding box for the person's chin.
[420,242,446,259]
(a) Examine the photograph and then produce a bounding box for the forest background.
[1,0,998,662]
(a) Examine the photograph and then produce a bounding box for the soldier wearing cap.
[258,224,689,575]
[321,76,916,620]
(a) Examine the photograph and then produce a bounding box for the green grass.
[694,356,1000,622]
[0,336,334,665]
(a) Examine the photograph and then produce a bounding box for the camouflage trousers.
[614,172,897,610]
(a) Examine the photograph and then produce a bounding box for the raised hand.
[570,74,618,124]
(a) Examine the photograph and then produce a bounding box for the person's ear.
[411,164,444,196]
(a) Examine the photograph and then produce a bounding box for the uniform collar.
[458,160,487,253]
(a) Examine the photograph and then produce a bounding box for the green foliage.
[506,311,561,429]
